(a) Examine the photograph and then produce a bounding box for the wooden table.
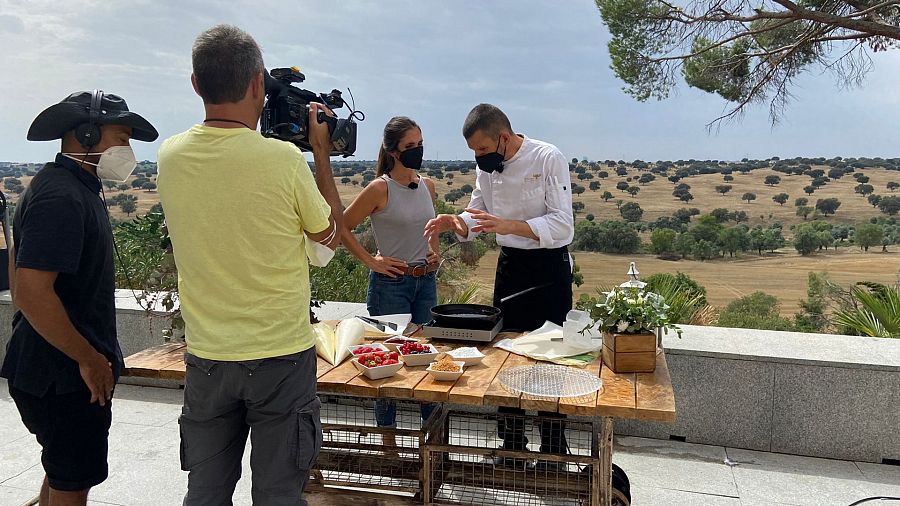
[124,328,676,506]
[125,330,675,422]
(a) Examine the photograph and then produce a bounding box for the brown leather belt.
[403,263,439,277]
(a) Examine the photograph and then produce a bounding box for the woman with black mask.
[340,116,439,434]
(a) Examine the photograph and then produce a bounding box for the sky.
[0,0,898,163]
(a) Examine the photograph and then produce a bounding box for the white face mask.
[63,145,137,182]
[306,238,335,267]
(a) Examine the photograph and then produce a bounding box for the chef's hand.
[424,214,468,239]
[465,208,516,235]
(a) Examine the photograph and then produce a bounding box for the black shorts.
[9,384,112,491]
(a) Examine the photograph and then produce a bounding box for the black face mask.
[398,145,424,171]
[475,136,506,174]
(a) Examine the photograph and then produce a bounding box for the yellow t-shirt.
[157,125,331,361]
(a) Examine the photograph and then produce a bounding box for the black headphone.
[74,89,104,148]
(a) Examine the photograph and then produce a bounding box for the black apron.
[492,245,573,333]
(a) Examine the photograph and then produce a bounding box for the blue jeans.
[367,270,438,427]
[366,270,437,325]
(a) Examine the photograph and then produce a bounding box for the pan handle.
[499,282,553,305]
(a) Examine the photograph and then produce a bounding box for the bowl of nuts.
[426,355,465,381]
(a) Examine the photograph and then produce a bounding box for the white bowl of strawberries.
[398,342,439,367]
[349,346,403,380]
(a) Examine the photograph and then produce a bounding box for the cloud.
[0,14,24,33]
[0,0,897,163]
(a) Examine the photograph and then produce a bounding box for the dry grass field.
[8,162,898,314]
[471,248,900,315]
[333,164,897,232]
[13,163,899,227]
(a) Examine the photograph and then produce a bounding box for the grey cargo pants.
[179,347,321,506]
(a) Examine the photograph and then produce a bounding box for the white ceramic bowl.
[426,361,466,381]
[352,359,403,380]
[398,344,439,366]
[347,343,390,358]
[445,347,486,366]
[382,336,421,353]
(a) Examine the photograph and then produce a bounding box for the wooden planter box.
[601,330,657,373]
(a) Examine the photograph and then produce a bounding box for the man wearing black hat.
[1,90,157,505]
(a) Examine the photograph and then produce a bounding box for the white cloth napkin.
[494,321,600,361]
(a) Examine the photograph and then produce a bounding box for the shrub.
[717,292,795,331]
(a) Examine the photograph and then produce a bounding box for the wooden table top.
[124,326,676,422]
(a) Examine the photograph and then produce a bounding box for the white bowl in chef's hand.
[445,347,485,366]
[426,361,465,381]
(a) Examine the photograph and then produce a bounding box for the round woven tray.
[497,364,603,404]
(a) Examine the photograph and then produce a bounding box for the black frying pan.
[430,281,554,330]
[430,304,501,331]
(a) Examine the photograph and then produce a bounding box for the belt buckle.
[411,265,427,277]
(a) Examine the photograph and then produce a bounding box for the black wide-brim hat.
[27,90,159,142]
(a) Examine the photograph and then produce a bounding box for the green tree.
[717,292,795,331]
[601,221,642,254]
[815,198,841,216]
[887,181,899,192]
[794,197,808,207]
[794,224,822,255]
[601,190,614,202]
[796,206,813,220]
[619,201,644,222]
[142,181,157,192]
[803,186,816,195]
[691,214,724,244]
[626,185,641,197]
[868,194,882,208]
[674,232,696,259]
[772,193,789,206]
[710,208,730,223]
[589,181,601,191]
[855,183,875,196]
[742,192,757,203]
[855,223,884,251]
[719,226,749,257]
[117,183,129,191]
[572,201,586,214]
[692,239,719,260]
[650,228,677,254]
[119,199,137,216]
[597,0,900,124]
[878,196,900,216]
[715,185,732,196]
[764,175,781,186]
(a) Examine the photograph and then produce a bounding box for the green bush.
[645,271,708,306]
[309,248,369,303]
[717,292,796,331]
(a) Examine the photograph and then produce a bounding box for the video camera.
[261,66,362,157]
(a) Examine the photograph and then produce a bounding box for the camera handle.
[316,110,338,137]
